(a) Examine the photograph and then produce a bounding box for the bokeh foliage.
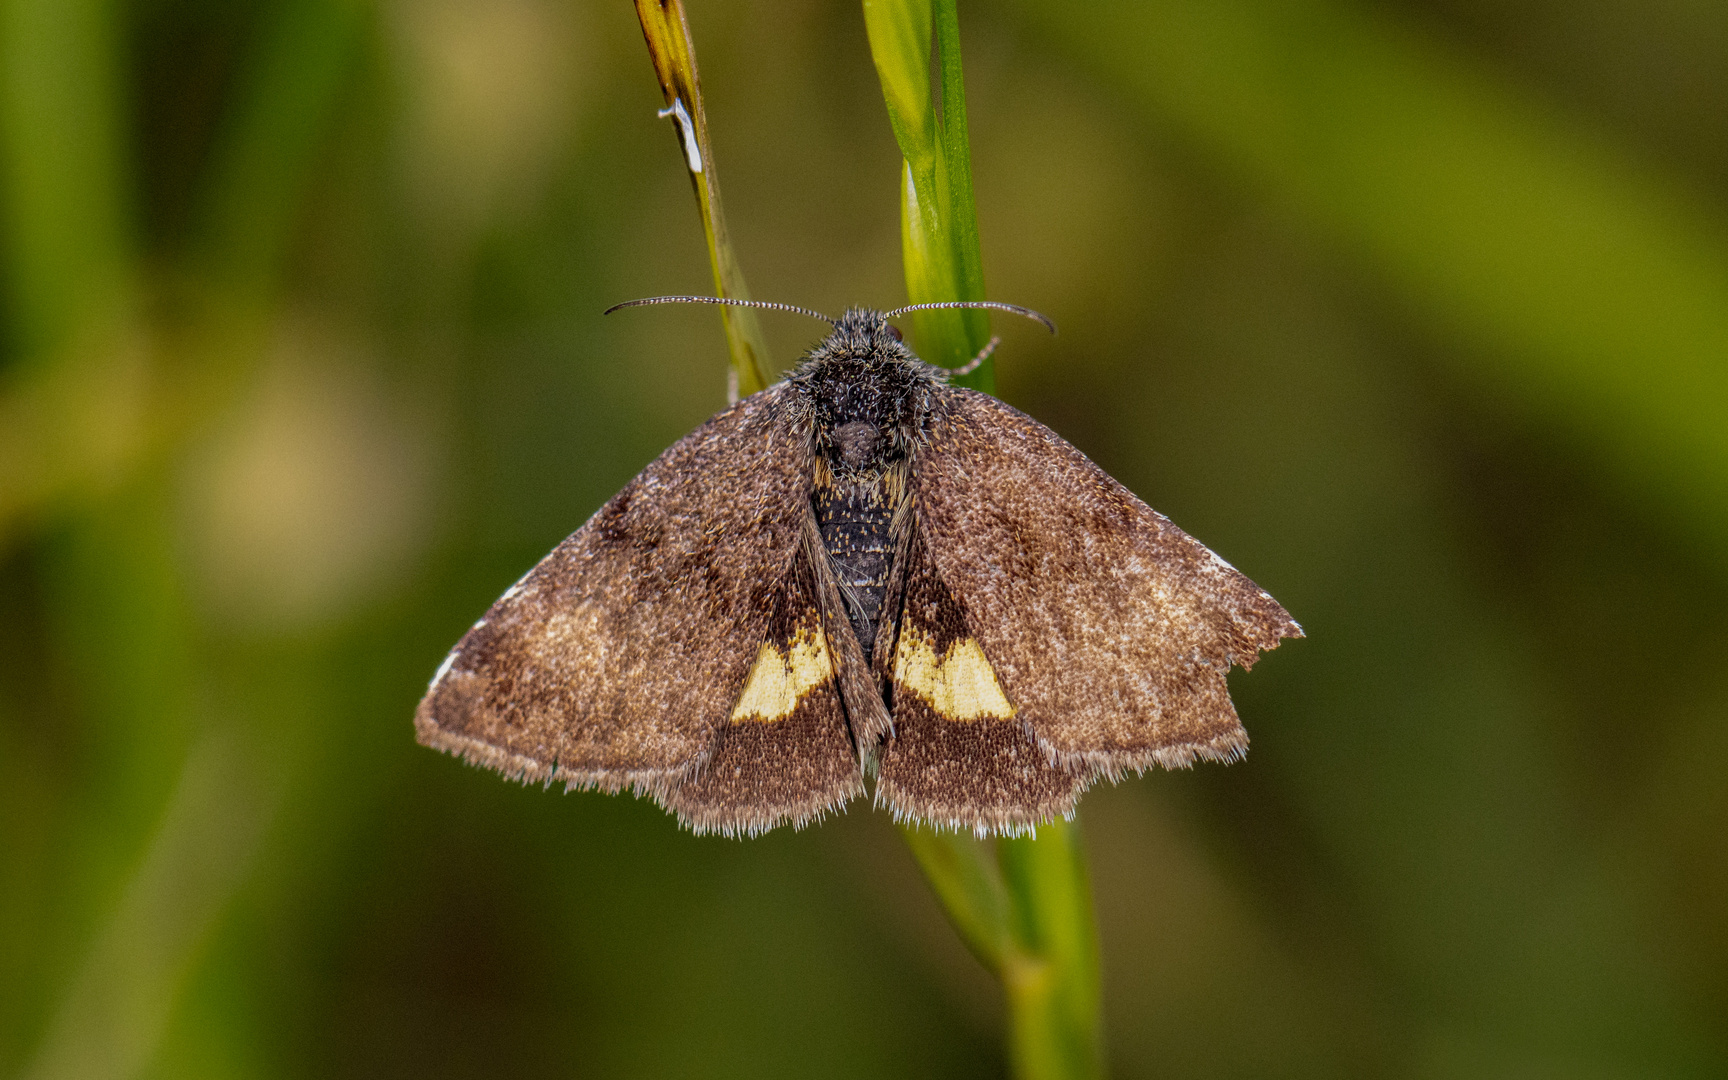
[2,1,1726,1079]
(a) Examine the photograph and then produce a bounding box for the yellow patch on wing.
[729,625,834,723]
[893,628,1015,720]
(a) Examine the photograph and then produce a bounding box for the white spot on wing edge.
[428,650,458,692]
[1204,546,1241,575]
[499,569,533,603]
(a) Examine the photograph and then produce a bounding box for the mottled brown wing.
[415,384,820,811]
[662,536,865,835]
[910,388,1301,780]
[874,524,1086,835]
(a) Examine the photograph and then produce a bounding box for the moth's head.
[817,308,922,367]
[602,297,1051,378]
[792,309,935,462]
[601,296,1054,417]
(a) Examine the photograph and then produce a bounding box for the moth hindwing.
[417,306,1301,837]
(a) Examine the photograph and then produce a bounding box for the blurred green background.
[4,0,1727,1077]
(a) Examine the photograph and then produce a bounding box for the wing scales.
[911,389,1301,779]
[663,541,864,835]
[415,385,814,800]
[875,525,1085,835]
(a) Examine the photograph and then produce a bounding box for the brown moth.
[416,299,1301,837]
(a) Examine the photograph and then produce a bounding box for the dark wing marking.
[912,388,1301,779]
[415,383,811,806]
[664,538,864,836]
[875,525,1085,835]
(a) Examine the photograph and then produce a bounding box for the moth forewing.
[874,525,1088,835]
[415,385,820,813]
[909,389,1302,779]
[662,545,864,836]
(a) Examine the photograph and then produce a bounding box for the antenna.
[603,295,835,325]
[880,301,1056,335]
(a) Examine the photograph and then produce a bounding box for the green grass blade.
[999,821,1105,1080]
[899,826,1013,970]
[864,0,991,386]
[929,0,988,370]
[5,3,371,1076]
[635,0,771,398]
[0,0,134,364]
[867,3,1105,1075]
[19,728,280,1080]
[0,0,146,539]
[0,0,367,543]
[192,0,370,302]
[861,0,934,168]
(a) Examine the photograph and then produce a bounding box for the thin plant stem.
[629,3,1107,1074]
[634,0,771,399]
[864,1,1105,1075]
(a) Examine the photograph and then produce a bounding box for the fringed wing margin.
[873,521,1087,836]
[911,389,1302,782]
[662,534,869,836]
[415,384,815,809]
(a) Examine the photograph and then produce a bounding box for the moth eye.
[885,323,903,342]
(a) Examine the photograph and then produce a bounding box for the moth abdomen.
[812,458,905,653]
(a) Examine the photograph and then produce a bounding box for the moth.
[416,298,1300,837]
